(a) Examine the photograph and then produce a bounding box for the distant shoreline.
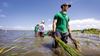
[72,28,100,36]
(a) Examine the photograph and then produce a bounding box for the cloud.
[0,9,3,12]
[1,18,99,30]
[2,2,8,7]
[0,14,6,18]
[0,25,33,30]
[69,18,100,30]
[12,26,32,30]
[45,18,100,30]
[0,26,3,29]
[48,19,52,22]
[0,26,3,28]
[45,24,52,30]
[12,26,28,30]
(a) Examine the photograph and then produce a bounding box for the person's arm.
[68,23,73,39]
[67,17,71,33]
[68,24,71,33]
[52,14,58,32]
[52,19,57,32]
[68,22,79,50]
[68,24,74,40]
[52,14,58,38]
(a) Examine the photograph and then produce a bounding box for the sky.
[0,0,100,30]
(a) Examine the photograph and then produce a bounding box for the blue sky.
[0,0,100,30]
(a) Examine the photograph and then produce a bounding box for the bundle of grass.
[55,36,82,56]
[0,46,16,55]
[0,47,6,54]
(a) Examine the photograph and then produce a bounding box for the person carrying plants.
[52,3,78,50]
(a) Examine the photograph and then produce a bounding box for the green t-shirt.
[34,25,39,32]
[54,11,70,33]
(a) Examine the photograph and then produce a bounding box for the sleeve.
[54,14,58,20]
[34,26,37,31]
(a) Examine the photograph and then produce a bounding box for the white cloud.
[69,18,100,30]
[0,14,6,18]
[45,18,100,30]
[13,26,25,30]
[0,26,3,29]
[0,25,33,30]
[2,2,8,7]
[1,18,99,30]
[45,24,52,30]
[48,19,52,22]
[0,9,7,18]
[0,9,3,12]
[0,26,3,28]
[12,26,32,30]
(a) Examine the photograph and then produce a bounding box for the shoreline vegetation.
[0,28,100,36]
[72,28,100,36]
[47,28,100,37]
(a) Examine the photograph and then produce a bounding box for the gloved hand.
[52,31,56,38]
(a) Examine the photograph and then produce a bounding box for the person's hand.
[52,31,56,38]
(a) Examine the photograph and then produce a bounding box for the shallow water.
[0,30,100,56]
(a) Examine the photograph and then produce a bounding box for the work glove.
[52,31,56,38]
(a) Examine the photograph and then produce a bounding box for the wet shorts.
[53,31,69,48]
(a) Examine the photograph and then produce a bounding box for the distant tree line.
[72,28,100,35]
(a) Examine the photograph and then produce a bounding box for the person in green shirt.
[34,24,39,37]
[52,3,71,48]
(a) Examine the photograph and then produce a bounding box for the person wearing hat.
[52,3,71,48]
[38,20,45,37]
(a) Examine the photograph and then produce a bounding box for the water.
[0,30,55,56]
[0,30,100,56]
[0,30,34,43]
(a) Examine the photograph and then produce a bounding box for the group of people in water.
[34,20,45,37]
[34,3,79,50]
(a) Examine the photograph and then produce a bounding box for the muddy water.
[0,30,100,56]
[4,38,57,56]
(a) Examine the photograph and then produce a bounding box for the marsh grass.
[55,36,82,56]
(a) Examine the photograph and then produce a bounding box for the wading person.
[39,20,45,38]
[34,24,39,37]
[52,3,72,48]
